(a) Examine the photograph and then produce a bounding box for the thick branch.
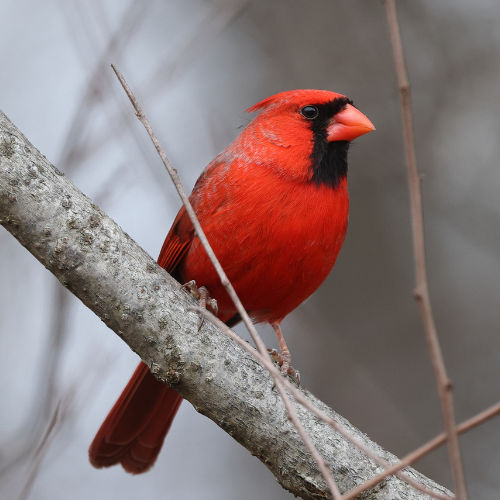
[0,110,451,499]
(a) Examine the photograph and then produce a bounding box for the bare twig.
[110,65,342,499]
[384,2,468,498]
[57,0,146,172]
[140,0,250,102]
[61,0,169,191]
[345,401,500,500]
[85,0,249,164]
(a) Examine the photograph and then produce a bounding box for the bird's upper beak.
[327,104,375,142]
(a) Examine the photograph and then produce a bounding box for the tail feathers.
[89,362,182,474]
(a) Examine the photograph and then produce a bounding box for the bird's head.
[239,89,375,187]
[247,89,374,143]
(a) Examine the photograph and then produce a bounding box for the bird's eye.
[300,105,319,120]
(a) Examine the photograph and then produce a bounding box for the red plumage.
[89,89,374,473]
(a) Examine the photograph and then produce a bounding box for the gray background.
[1,0,499,498]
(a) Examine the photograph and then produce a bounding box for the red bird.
[89,89,374,473]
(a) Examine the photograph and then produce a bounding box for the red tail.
[89,362,182,473]
[89,211,193,473]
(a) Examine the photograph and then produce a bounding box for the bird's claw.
[268,348,301,386]
[181,280,218,330]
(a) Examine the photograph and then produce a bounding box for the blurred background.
[1,0,500,498]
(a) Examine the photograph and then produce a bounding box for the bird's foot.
[268,348,301,386]
[181,280,218,330]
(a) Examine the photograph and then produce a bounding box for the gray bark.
[0,110,451,499]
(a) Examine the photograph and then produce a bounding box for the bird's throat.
[310,139,349,188]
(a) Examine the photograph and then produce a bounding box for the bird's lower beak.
[327,104,375,142]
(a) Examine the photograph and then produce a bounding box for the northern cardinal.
[89,89,374,473]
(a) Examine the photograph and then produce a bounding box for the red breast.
[176,89,374,323]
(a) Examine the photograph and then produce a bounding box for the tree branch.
[0,110,451,499]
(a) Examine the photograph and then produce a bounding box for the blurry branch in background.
[84,0,249,164]
[17,396,71,500]
[17,403,63,500]
[15,353,113,499]
[140,0,250,100]
[384,1,468,499]
[0,111,453,499]
[0,0,147,480]
[60,0,166,188]
[56,0,146,171]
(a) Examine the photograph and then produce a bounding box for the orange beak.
[327,104,375,142]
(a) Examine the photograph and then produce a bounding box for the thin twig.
[111,65,342,499]
[345,401,500,500]
[384,2,468,499]
[57,0,146,172]
[62,0,168,191]
[85,0,249,164]
[191,306,453,500]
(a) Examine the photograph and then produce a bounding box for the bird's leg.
[268,322,300,385]
[181,280,218,329]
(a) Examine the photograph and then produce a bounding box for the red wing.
[157,157,230,274]
[157,206,194,274]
